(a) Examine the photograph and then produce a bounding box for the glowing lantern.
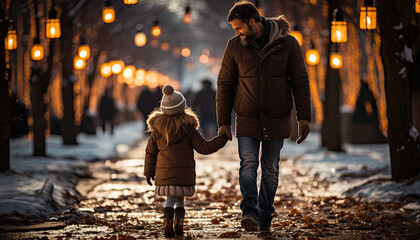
[330,52,343,69]
[151,20,161,38]
[309,0,317,5]
[74,56,86,70]
[6,26,17,50]
[100,63,112,77]
[134,32,147,47]
[102,0,115,23]
[416,0,420,13]
[78,44,90,59]
[305,43,319,65]
[331,8,347,43]
[31,38,44,61]
[290,25,303,46]
[111,60,124,74]
[360,0,377,30]
[124,0,137,5]
[181,47,191,57]
[46,5,61,39]
[183,6,192,25]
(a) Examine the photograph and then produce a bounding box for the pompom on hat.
[160,84,186,115]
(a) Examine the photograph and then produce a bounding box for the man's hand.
[146,176,154,186]
[296,120,310,144]
[218,125,232,141]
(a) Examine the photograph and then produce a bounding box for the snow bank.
[0,121,144,223]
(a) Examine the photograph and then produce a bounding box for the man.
[216,1,311,237]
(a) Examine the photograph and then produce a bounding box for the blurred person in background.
[99,88,117,135]
[191,79,217,139]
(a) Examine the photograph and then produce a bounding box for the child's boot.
[174,207,185,236]
[163,207,175,237]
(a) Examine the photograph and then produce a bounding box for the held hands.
[218,125,232,141]
[146,176,154,186]
[296,120,310,144]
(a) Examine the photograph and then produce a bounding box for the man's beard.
[240,24,257,46]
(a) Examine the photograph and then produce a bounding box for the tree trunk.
[30,0,54,156]
[377,0,420,181]
[321,0,342,152]
[30,63,46,156]
[0,14,10,172]
[60,4,78,145]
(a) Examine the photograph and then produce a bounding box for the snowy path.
[2,137,419,239]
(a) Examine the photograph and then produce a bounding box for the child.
[143,84,228,237]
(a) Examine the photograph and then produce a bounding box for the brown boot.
[174,207,185,236]
[163,207,175,237]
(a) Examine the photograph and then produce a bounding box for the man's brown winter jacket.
[144,113,226,186]
[217,16,311,141]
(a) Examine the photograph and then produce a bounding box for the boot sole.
[241,218,258,232]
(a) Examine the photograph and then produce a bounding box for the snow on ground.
[0,121,144,222]
[282,132,420,220]
[1,121,419,223]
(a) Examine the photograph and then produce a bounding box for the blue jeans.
[238,136,284,227]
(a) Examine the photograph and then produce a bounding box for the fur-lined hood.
[265,15,291,46]
[146,109,200,144]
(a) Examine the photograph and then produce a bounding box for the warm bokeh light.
[309,0,317,5]
[151,21,161,38]
[134,32,147,47]
[31,44,44,61]
[360,5,376,30]
[78,45,91,59]
[123,65,136,79]
[181,47,191,57]
[6,29,17,50]
[102,6,115,23]
[74,56,86,70]
[100,63,112,77]
[183,6,192,25]
[160,41,170,51]
[146,71,159,88]
[330,53,343,69]
[46,19,61,39]
[111,60,125,74]
[306,49,320,65]
[159,75,170,87]
[124,0,138,5]
[290,30,303,46]
[135,69,146,86]
[199,54,209,64]
[416,0,420,13]
[201,48,210,56]
[149,38,159,48]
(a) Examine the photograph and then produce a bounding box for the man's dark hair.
[227,1,261,23]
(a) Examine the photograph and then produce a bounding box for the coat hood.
[266,15,291,46]
[147,109,199,144]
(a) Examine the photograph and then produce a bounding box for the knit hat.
[160,84,186,115]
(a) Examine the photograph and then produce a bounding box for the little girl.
[143,84,227,237]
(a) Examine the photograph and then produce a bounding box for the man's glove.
[146,176,154,186]
[296,120,310,144]
[218,125,232,141]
